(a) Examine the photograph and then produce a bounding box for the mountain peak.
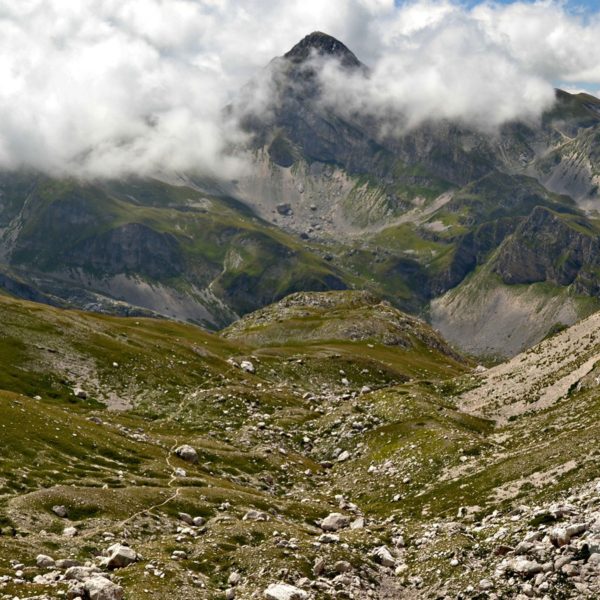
[284,31,362,68]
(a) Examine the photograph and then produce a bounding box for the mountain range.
[1,30,599,361]
[5,24,600,600]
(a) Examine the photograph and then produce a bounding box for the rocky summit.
[2,22,600,600]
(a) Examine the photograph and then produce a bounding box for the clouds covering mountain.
[0,0,599,178]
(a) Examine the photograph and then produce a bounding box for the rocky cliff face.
[493,207,600,290]
[64,223,184,279]
[234,35,600,237]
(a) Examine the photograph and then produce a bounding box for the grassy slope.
[3,177,350,326]
[0,291,466,598]
[2,290,600,597]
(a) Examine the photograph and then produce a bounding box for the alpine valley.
[2,31,600,600]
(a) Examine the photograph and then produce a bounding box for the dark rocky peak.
[284,31,362,69]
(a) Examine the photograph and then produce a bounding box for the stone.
[103,543,138,569]
[479,578,494,590]
[313,557,325,576]
[243,509,269,522]
[36,554,55,568]
[550,527,570,547]
[554,556,571,570]
[65,566,102,581]
[337,450,351,462]
[57,559,82,569]
[34,572,62,585]
[334,560,352,573]
[514,541,534,555]
[192,516,206,527]
[66,582,86,599]
[372,545,396,568]
[178,512,194,525]
[175,444,198,463]
[264,583,308,600]
[240,360,255,373]
[275,203,293,216]
[566,523,587,538]
[506,558,543,577]
[52,504,69,518]
[63,526,78,537]
[588,552,600,565]
[320,512,350,531]
[84,576,124,600]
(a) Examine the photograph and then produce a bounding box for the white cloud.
[0,0,598,178]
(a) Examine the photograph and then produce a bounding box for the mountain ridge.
[0,33,599,358]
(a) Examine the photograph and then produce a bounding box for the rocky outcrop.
[65,223,184,280]
[493,206,600,290]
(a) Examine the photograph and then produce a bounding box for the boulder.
[103,544,138,569]
[506,558,543,577]
[372,545,395,568]
[312,557,325,576]
[337,451,351,462]
[36,554,55,568]
[240,360,255,373]
[84,576,124,600]
[57,558,81,569]
[243,509,269,522]
[264,583,308,600]
[65,566,102,581]
[174,445,198,464]
[52,505,69,518]
[334,560,352,573]
[320,513,350,532]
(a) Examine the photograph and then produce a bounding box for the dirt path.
[118,442,182,531]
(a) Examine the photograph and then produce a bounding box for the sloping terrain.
[458,308,600,421]
[0,175,350,328]
[2,291,600,598]
[431,205,600,357]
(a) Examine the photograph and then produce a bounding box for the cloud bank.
[0,1,600,178]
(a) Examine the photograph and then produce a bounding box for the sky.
[456,0,597,9]
[0,0,599,178]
